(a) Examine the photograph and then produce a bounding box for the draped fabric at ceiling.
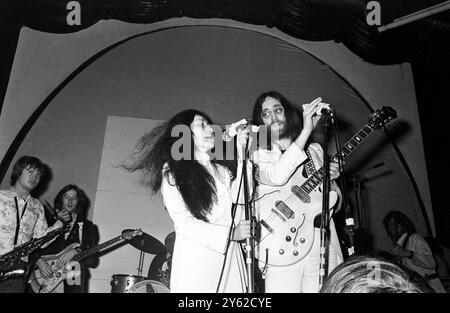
[0,0,449,65]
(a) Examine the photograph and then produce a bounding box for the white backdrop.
[90,116,173,293]
[0,21,439,280]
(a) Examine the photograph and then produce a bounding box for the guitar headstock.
[121,229,143,240]
[369,106,397,129]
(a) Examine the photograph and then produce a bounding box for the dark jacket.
[33,215,99,293]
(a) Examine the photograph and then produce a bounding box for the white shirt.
[397,232,446,293]
[161,159,252,293]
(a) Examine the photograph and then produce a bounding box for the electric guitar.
[29,228,142,293]
[254,107,397,267]
[0,225,69,281]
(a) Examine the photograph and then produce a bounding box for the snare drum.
[128,280,170,293]
[110,274,146,293]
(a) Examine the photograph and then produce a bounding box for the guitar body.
[253,107,398,267]
[28,229,142,293]
[254,167,338,267]
[29,243,80,293]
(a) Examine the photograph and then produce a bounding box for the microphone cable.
[215,165,244,293]
[215,134,253,293]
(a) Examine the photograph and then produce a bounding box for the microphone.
[302,98,333,116]
[317,103,332,116]
[222,119,259,142]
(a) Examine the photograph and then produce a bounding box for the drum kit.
[110,231,170,293]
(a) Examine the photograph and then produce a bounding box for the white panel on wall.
[90,116,173,293]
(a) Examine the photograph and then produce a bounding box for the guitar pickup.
[275,201,294,219]
[260,220,274,234]
[271,208,287,223]
[292,185,311,203]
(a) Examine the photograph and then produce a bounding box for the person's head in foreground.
[320,255,433,293]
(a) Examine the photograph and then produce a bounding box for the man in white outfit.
[250,91,343,293]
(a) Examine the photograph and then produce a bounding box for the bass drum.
[110,274,146,293]
[128,280,170,293]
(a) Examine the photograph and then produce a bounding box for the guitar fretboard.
[300,121,378,194]
[73,236,123,262]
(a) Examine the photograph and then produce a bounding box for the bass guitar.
[29,228,142,293]
[254,107,397,267]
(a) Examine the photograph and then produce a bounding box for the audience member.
[320,255,433,293]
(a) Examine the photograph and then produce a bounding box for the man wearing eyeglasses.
[250,91,343,293]
[0,156,70,293]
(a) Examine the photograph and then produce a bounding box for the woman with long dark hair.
[126,109,252,293]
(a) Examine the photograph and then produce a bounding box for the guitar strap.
[304,148,316,177]
[14,197,28,246]
[304,148,328,229]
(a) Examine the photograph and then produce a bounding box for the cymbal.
[126,232,166,255]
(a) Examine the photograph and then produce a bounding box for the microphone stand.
[136,250,145,277]
[318,111,333,288]
[341,177,356,258]
[331,111,355,258]
[242,137,255,293]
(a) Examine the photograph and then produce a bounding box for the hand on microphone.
[302,97,322,133]
[232,220,251,241]
[302,97,332,131]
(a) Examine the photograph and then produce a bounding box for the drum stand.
[136,250,145,276]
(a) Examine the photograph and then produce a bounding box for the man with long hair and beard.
[126,109,252,293]
[251,91,343,293]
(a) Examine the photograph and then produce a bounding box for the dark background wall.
[413,60,450,247]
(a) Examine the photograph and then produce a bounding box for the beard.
[270,120,288,140]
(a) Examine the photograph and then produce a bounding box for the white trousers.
[263,227,342,293]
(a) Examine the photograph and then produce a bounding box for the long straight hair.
[125,109,236,222]
[251,91,303,145]
[54,184,89,219]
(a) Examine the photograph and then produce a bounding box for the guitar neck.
[301,121,377,194]
[0,226,67,271]
[35,225,67,246]
[73,236,124,262]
